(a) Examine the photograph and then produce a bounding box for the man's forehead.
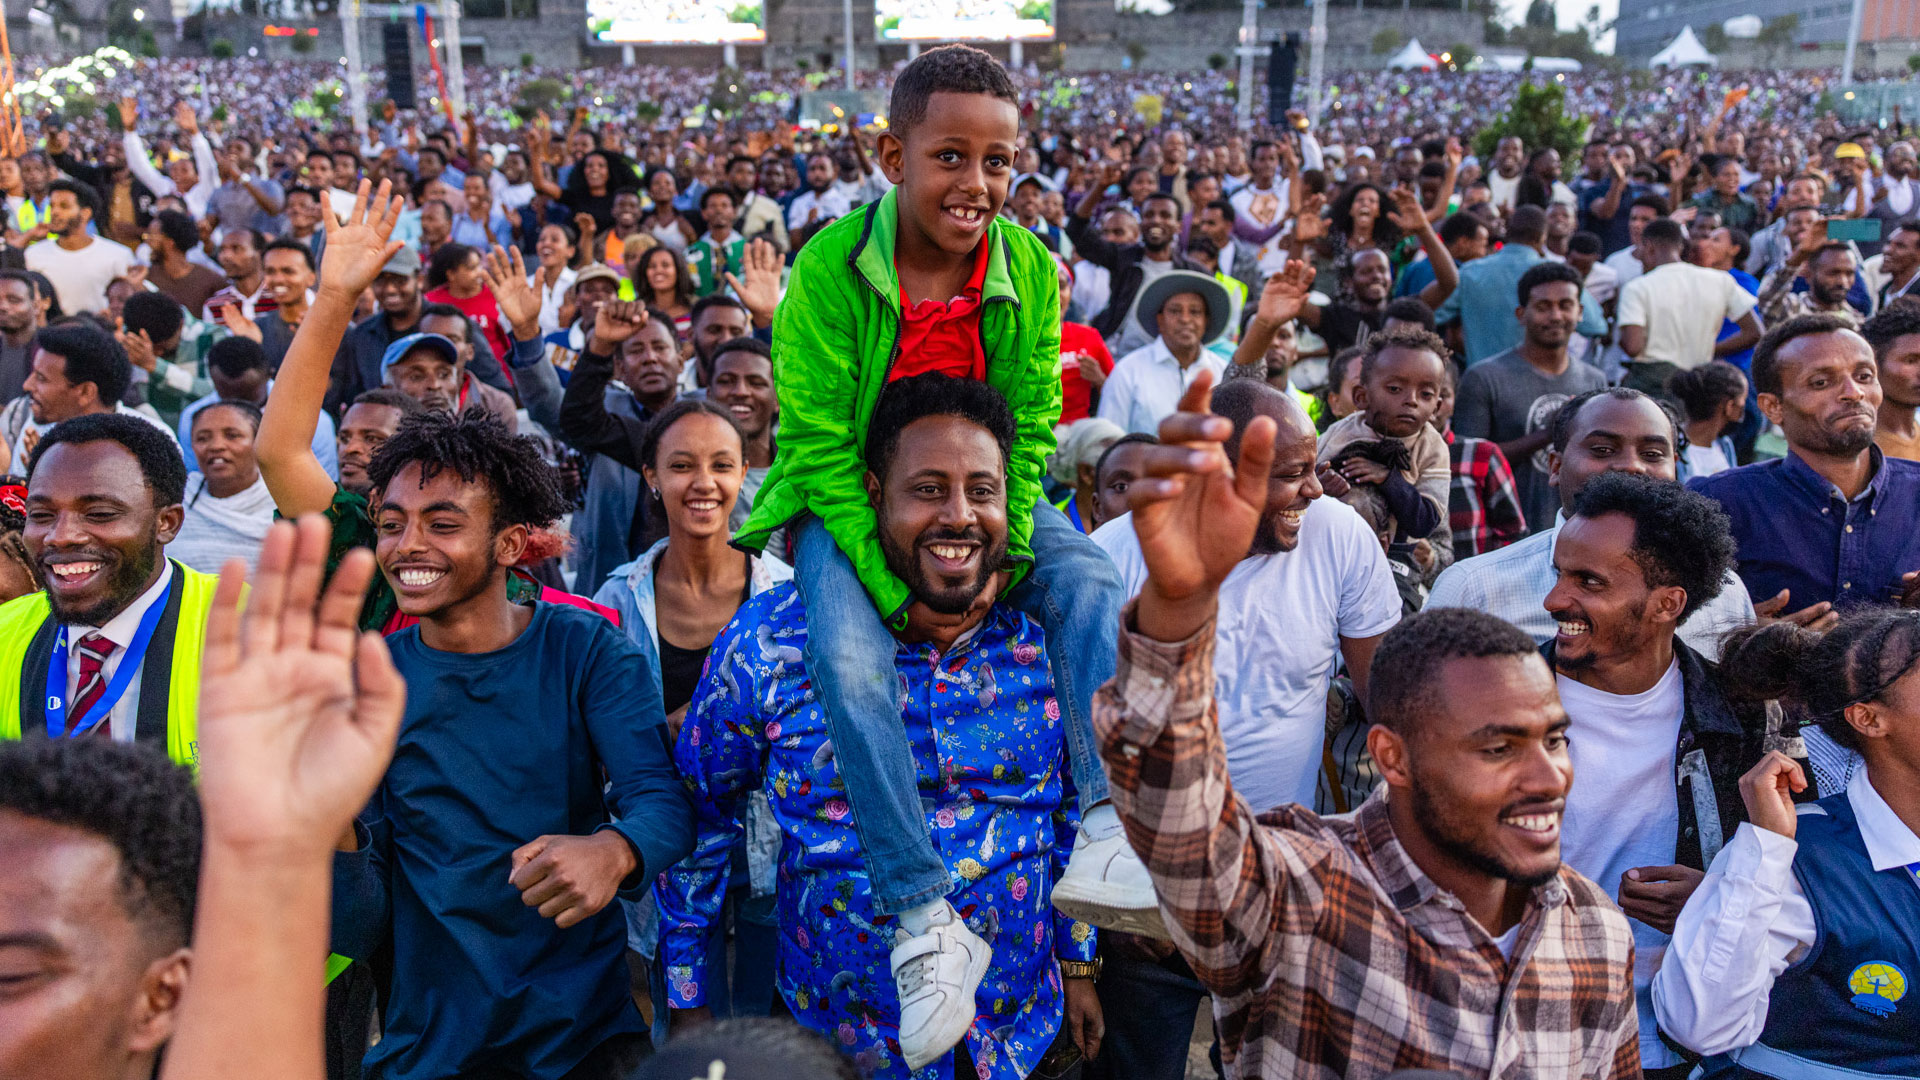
[1569,396,1670,443]
[1780,331,1873,375]
[28,442,148,501]
[0,814,134,939]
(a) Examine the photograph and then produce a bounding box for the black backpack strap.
[131,562,189,749]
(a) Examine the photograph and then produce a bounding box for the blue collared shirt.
[1434,244,1608,365]
[1689,447,1920,610]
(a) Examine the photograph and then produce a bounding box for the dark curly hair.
[365,407,571,533]
[1569,471,1733,620]
[640,398,745,472]
[0,739,201,947]
[632,1017,861,1080]
[1751,312,1864,397]
[1862,300,1920,362]
[1329,182,1403,250]
[1358,324,1450,386]
[29,412,188,507]
[864,374,1015,482]
[888,44,1018,142]
[1719,608,1920,753]
[1368,607,1542,735]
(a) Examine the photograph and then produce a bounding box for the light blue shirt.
[1435,245,1608,365]
[449,209,513,252]
[178,383,337,480]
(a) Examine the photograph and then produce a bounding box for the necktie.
[69,634,119,737]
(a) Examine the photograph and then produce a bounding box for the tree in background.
[1472,79,1588,162]
[1371,27,1404,55]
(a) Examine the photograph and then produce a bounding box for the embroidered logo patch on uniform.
[1848,962,1908,1017]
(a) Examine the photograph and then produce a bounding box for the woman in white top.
[528,222,579,337]
[641,169,697,254]
[1669,361,1747,479]
[171,400,275,575]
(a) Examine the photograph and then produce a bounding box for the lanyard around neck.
[44,578,171,738]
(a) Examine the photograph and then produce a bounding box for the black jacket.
[1064,213,1205,342]
[1541,637,1816,871]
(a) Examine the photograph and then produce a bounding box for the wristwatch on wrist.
[1058,958,1102,982]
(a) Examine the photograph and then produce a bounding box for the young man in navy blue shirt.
[330,407,692,1080]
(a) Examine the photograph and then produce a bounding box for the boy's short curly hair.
[888,45,1018,142]
[366,407,572,534]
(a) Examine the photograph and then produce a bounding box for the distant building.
[1616,0,1918,65]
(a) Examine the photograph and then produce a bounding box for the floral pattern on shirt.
[655,584,1094,1080]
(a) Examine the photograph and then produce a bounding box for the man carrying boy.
[726,46,1141,1067]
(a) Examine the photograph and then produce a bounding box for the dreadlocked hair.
[1718,608,1920,753]
[365,407,572,534]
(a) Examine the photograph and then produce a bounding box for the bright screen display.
[587,0,765,43]
[876,0,1053,41]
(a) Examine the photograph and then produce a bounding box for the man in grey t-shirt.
[1451,262,1608,534]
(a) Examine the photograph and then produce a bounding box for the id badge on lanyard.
[43,580,171,738]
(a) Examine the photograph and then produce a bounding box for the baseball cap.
[1834,142,1867,160]
[573,263,623,289]
[380,246,421,277]
[379,332,460,376]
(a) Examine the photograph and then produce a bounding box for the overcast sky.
[1493,0,1619,52]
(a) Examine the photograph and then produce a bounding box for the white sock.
[897,898,949,936]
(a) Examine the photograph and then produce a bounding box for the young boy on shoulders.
[721,45,1141,1066]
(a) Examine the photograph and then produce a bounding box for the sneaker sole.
[1050,879,1173,941]
[900,937,993,1072]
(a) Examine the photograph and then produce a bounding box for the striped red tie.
[68,634,118,736]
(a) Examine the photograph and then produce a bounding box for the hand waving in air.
[481,244,542,339]
[1255,259,1316,328]
[724,237,784,328]
[316,179,407,303]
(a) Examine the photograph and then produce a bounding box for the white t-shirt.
[1555,659,1686,1070]
[1616,262,1757,371]
[1488,170,1522,212]
[1685,440,1732,479]
[1229,181,1293,277]
[25,237,138,315]
[1603,248,1645,293]
[1093,498,1401,811]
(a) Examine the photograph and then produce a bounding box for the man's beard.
[48,538,162,628]
[1248,510,1295,556]
[1410,775,1560,890]
[877,512,1008,617]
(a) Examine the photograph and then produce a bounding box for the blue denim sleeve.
[656,616,769,1008]
[586,621,695,897]
[330,809,393,963]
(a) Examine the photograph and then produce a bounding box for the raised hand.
[317,179,406,303]
[481,244,541,336]
[589,299,650,355]
[221,303,264,343]
[1385,186,1428,233]
[1737,751,1807,840]
[174,100,200,137]
[1128,370,1276,642]
[1292,194,1329,243]
[1255,259,1315,327]
[723,237,784,328]
[196,516,406,859]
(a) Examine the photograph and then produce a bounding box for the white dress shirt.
[530,266,577,338]
[1097,338,1226,436]
[1428,517,1754,660]
[1651,765,1920,1056]
[786,187,852,233]
[61,559,174,743]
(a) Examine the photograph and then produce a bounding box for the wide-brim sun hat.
[1135,269,1231,345]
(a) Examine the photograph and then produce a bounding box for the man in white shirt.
[1486,135,1526,214]
[1098,271,1229,435]
[119,100,220,220]
[1228,140,1292,278]
[1430,387,1755,659]
[1617,218,1762,399]
[1601,195,1668,293]
[785,155,852,236]
[1094,378,1399,811]
[24,181,138,316]
[1542,471,1779,1079]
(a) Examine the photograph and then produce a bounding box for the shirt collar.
[1782,445,1887,506]
[1848,765,1920,872]
[69,559,174,648]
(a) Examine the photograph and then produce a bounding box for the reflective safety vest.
[0,562,355,986]
[10,197,46,235]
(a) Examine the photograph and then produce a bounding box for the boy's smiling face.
[878,91,1020,260]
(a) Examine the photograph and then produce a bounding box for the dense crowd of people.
[3,41,1920,1080]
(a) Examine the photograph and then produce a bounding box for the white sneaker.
[890,901,991,1071]
[1049,803,1170,939]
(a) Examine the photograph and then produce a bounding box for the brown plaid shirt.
[1096,606,1643,1080]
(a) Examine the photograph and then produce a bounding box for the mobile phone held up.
[1827,219,1881,244]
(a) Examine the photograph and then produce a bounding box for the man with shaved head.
[1093,377,1401,813]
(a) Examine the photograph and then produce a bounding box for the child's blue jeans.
[793,500,1122,916]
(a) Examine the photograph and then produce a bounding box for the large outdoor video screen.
[587,0,765,43]
[876,0,1054,42]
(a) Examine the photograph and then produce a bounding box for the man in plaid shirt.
[1437,369,1528,560]
[1094,373,1641,1080]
